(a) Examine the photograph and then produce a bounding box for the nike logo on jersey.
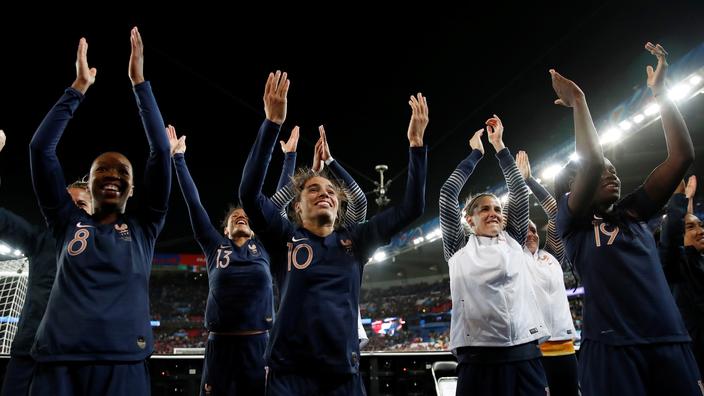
[292,237,309,242]
[218,245,231,250]
[76,222,94,228]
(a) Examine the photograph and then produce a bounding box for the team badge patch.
[340,239,353,255]
[248,243,259,256]
[114,223,131,241]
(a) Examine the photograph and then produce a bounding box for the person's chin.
[696,243,704,253]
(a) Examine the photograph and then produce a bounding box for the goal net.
[0,258,28,354]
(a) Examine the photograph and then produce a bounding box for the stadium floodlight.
[0,245,10,255]
[541,164,562,181]
[426,228,442,241]
[373,251,387,263]
[500,194,509,204]
[413,237,425,245]
[599,128,622,145]
[668,83,692,101]
[689,75,702,86]
[12,250,22,257]
[632,113,645,123]
[569,152,579,162]
[644,103,660,116]
[618,120,632,130]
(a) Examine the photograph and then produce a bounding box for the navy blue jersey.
[660,194,704,344]
[240,119,427,374]
[28,83,171,362]
[0,209,56,357]
[556,187,689,345]
[173,153,274,332]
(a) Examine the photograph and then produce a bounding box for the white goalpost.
[0,258,28,354]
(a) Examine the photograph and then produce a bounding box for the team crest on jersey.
[114,223,131,241]
[340,239,353,255]
[248,243,259,256]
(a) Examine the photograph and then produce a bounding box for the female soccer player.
[517,150,578,396]
[28,28,171,395]
[553,42,700,395]
[439,116,549,396]
[660,176,704,378]
[240,71,427,395]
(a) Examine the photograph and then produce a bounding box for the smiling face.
[593,158,621,207]
[684,213,704,253]
[295,176,339,227]
[465,194,503,237]
[224,208,253,240]
[68,186,93,214]
[88,152,134,213]
[526,220,539,254]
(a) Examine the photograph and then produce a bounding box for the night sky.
[0,5,702,277]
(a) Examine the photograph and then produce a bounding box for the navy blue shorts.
[266,370,366,396]
[1,355,35,396]
[29,360,150,396]
[456,357,549,396]
[200,332,267,396]
[541,353,578,396]
[579,339,703,396]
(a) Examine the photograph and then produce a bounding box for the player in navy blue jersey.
[516,151,578,396]
[27,28,171,396]
[439,117,549,396]
[240,71,428,395]
[661,176,704,378]
[167,122,368,395]
[553,42,701,395]
[168,124,290,396]
[0,132,94,396]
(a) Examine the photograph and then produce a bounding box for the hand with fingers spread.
[280,126,300,153]
[550,69,585,108]
[469,129,484,155]
[516,150,531,180]
[264,70,290,125]
[407,93,429,147]
[486,114,505,152]
[166,125,186,156]
[129,27,145,86]
[71,38,97,94]
[645,42,669,97]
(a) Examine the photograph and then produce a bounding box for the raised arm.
[686,175,697,215]
[276,127,299,191]
[640,43,695,212]
[129,27,171,226]
[316,126,367,226]
[0,132,42,252]
[517,150,565,262]
[30,38,94,227]
[439,130,483,262]
[270,127,299,217]
[168,126,222,250]
[239,71,293,240]
[660,181,688,282]
[487,115,529,245]
[551,69,604,218]
[356,93,428,260]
